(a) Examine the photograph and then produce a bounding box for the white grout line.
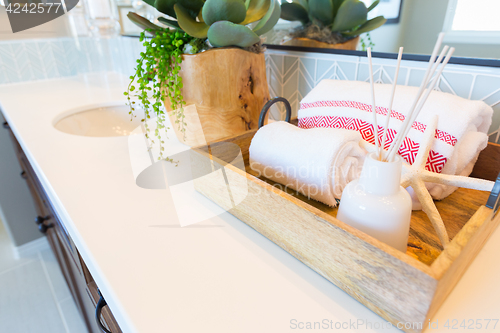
[405,68,411,86]
[314,58,317,85]
[480,86,500,102]
[283,57,299,78]
[354,57,360,81]
[468,74,477,100]
[58,295,73,303]
[61,0,68,13]
[38,251,71,333]
[337,62,349,81]
[268,56,283,80]
[316,62,336,83]
[0,259,37,276]
[300,60,315,83]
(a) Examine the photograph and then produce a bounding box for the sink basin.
[54,103,143,137]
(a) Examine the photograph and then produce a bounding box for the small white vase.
[337,152,412,252]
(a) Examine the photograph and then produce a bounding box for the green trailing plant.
[280,0,386,44]
[125,0,281,160]
[125,28,193,160]
[360,31,375,51]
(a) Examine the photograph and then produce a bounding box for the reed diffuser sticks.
[366,48,380,157]
[379,46,404,160]
[367,33,455,162]
[385,45,450,161]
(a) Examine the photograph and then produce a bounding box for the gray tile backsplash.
[0,37,498,143]
[264,50,500,143]
[0,37,143,84]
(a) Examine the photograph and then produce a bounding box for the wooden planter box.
[163,48,270,147]
[190,129,500,333]
[282,36,360,50]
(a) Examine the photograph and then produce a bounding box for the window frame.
[442,0,500,44]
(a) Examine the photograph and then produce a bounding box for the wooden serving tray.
[190,129,500,333]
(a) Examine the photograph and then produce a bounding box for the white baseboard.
[13,236,50,259]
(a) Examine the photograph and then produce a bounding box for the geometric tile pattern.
[0,37,498,143]
[266,48,500,143]
[0,37,144,85]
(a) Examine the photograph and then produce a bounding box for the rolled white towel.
[249,121,365,207]
[298,79,494,200]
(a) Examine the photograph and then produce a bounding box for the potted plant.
[279,0,386,50]
[126,0,280,152]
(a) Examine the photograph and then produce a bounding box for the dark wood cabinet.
[2,120,122,333]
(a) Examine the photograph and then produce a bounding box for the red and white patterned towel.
[298,80,493,200]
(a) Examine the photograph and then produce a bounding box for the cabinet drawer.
[3,122,79,265]
[17,151,84,276]
[87,281,123,333]
[3,118,122,333]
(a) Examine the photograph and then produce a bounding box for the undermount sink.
[54,103,143,137]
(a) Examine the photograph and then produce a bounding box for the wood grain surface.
[282,36,360,50]
[200,130,494,264]
[192,129,500,333]
[470,142,500,181]
[192,146,437,332]
[163,48,270,147]
[426,208,500,325]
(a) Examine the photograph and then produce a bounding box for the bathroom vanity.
[3,73,392,333]
[0,64,499,333]
[3,114,122,333]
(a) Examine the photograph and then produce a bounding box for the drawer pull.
[35,216,50,225]
[38,222,54,234]
[95,289,113,333]
[20,171,28,180]
[2,121,9,129]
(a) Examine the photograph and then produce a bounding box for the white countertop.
[1,72,499,333]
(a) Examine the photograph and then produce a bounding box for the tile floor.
[0,219,88,333]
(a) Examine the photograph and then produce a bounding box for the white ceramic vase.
[337,152,412,252]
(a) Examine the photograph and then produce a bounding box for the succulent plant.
[126,0,281,157]
[280,0,386,37]
[128,0,281,48]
